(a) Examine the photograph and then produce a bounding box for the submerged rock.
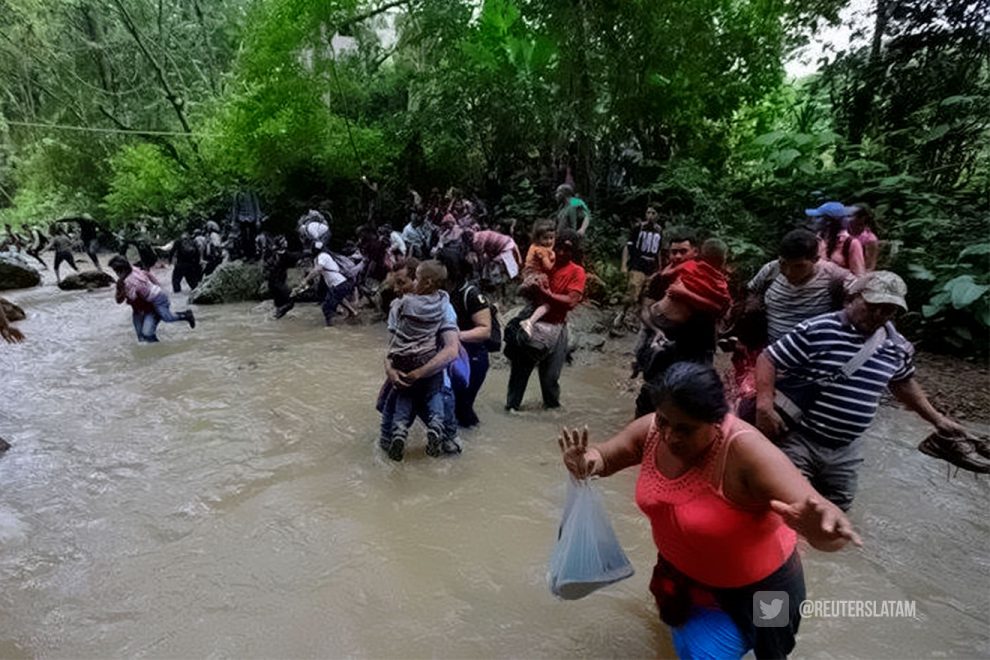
[58,270,115,291]
[189,260,266,305]
[0,252,42,291]
[0,297,25,322]
[0,437,10,452]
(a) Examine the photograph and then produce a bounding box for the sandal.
[918,433,990,475]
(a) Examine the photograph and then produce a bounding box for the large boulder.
[58,270,115,291]
[0,252,41,291]
[0,297,25,321]
[189,259,266,305]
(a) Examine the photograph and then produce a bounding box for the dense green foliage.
[0,0,987,351]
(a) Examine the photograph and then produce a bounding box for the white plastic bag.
[547,477,635,600]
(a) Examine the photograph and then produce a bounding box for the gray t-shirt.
[387,290,456,359]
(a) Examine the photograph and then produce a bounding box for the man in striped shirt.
[754,271,965,510]
[748,228,853,343]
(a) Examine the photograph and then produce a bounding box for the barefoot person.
[560,362,860,659]
[109,255,196,343]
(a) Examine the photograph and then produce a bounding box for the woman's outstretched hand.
[771,496,863,551]
[559,426,601,480]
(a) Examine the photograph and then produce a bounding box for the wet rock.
[0,297,25,322]
[58,270,115,291]
[0,252,42,291]
[0,437,10,452]
[189,260,266,305]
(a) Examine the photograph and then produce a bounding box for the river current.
[0,266,987,658]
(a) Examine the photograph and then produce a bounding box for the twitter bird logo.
[753,592,789,627]
[759,598,783,620]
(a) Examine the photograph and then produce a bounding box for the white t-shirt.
[317,252,346,288]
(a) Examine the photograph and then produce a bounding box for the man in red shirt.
[506,230,586,410]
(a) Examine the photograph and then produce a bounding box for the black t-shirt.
[452,283,488,332]
[627,224,663,274]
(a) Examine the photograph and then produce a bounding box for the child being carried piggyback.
[519,222,556,338]
[381,260,457,461]
[633,238,732,377]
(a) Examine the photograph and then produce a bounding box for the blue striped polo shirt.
[765,312,915,445]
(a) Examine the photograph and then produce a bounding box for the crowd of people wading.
[2,180,987,659]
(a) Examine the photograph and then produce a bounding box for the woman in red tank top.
[559,362,861,659]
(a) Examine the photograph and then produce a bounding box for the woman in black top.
[438,247,492,427]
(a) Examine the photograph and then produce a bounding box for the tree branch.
[338,0,411,33]
[110,0,198,150]
[98,105,188,169]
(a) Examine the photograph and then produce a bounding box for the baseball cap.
[805,201,855,219]
[848,271,908,310]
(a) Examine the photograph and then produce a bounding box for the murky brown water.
[1,263,988,658]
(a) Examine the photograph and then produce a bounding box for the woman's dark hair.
[108,254,132,275]
[436,246,473,287]
[778,228,819,261]
[648,362,729,423]
[822,215,844,259]
[850,203,875,228]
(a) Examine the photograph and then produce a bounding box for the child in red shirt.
[633,239,731,376]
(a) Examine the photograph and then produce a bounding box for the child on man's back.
[633,238,732,376]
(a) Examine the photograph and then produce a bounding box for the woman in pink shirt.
[823,215,866,276]
[466,228,522,281]
[848,204,879,272]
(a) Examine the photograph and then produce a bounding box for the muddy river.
[1,268,987,658]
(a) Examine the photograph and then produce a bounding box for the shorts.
[626,270,648,303]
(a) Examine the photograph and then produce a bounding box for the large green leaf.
[959,243,990,259]
[945,275,990,309]
[774,148,801,168]
[922,124,950,142]
[754,130,785,146]
[907,263,935,281]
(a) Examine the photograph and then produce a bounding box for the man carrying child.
[633,234,732,418]
[380,260,458,461]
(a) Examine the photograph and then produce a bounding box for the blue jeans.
[151,292,183,322]
[390,372,445,444]
[378,379,456,446]
[131,293,184,342]
[454,342,489,427]
[132,310,161,343]
[322,280,354,325]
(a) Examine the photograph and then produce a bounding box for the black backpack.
[177,237,200,261]
[462,284,502,352]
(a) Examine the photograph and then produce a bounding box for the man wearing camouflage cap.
[753,271,967,510]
